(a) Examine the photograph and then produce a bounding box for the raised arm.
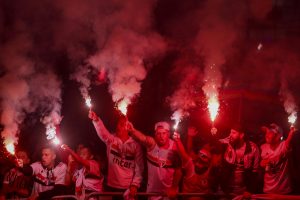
[89,110,114,144]
[127,122,156,150]
[61,144,90,169]
[285,126,297,149]
[173,132,190,165]
[186,127,199,159]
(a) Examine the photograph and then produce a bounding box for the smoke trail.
[280,76,297,124]
[0,18,63,147]
[195,0,248,122]
[70,65,92,101]
[0,32,34,147]
[168,62,202,128]
[28,71,63,130]
[87,0,166,113]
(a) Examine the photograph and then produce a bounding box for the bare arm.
[285,126,296,149]
[173,132,190,165]
[61,145,90,169]
[127,122,156,150]
[186,127,199,159]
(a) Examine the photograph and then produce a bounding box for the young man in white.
[89,110,144,200]
[17,146,67,200]
[260,123,296,194]
[127,121,182,200]
[62,144,103,200]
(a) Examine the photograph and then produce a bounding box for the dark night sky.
[0,0,300,164]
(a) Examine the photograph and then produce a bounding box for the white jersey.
[93,120,144,189]
[30,162,67,196]
[261,141,292,194]
[73,160,103,199]
[146,140,180,198]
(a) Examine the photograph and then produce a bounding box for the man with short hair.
[0,150,33,200]
[128,121,182,200]
[17,146,67,200]
[62,144,103,200]
[260,123,296,194]
[89,111,144,200]
[219,126,260,196]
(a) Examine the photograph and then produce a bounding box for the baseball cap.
[261,123,283,136]
[154,121,170,132]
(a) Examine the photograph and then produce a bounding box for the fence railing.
[50,192,300,200]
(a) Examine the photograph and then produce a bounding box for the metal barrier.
[51,192,300,200]
[51,195,78,199]
[85,192,227,199]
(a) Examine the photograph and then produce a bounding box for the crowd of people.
[0,110,298,200]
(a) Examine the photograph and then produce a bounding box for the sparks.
[117,99,129,115]
[5,142,15,155]
[208,95,219,122]
[85,96,92,108]
[288,112,297,125]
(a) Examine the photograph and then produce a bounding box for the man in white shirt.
[128,121,182,200]
[62,144,103,200]
[260,123,296,194]
[17,146,67,200]
[89,111,144,200]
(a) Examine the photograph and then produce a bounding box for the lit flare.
[5,142,15,155]
[208,95,219,122]
[171,110,183,130]
[46,125,56,140]
[288,112,297,126]
[85,96,92,108]
[117,99,129,115]
[45,125,61,145]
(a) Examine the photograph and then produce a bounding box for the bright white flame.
[117,99,129,115]
[257,43,263,51]
[46,125,56,140]
[288,112,297,125]
[52,136,61,145]
[173,120,180,130]
[5,142,15,155]
[208,95,219,122]
[85,96,92,108]
[171,110,183,130]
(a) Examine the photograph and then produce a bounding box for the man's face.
[154,129,170,147]
[265,130,279,144]
[229,129,242,145]
[16,151,30,165]
[41,148,56,168]
[79,147,92,160]
[194,150,210,174]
